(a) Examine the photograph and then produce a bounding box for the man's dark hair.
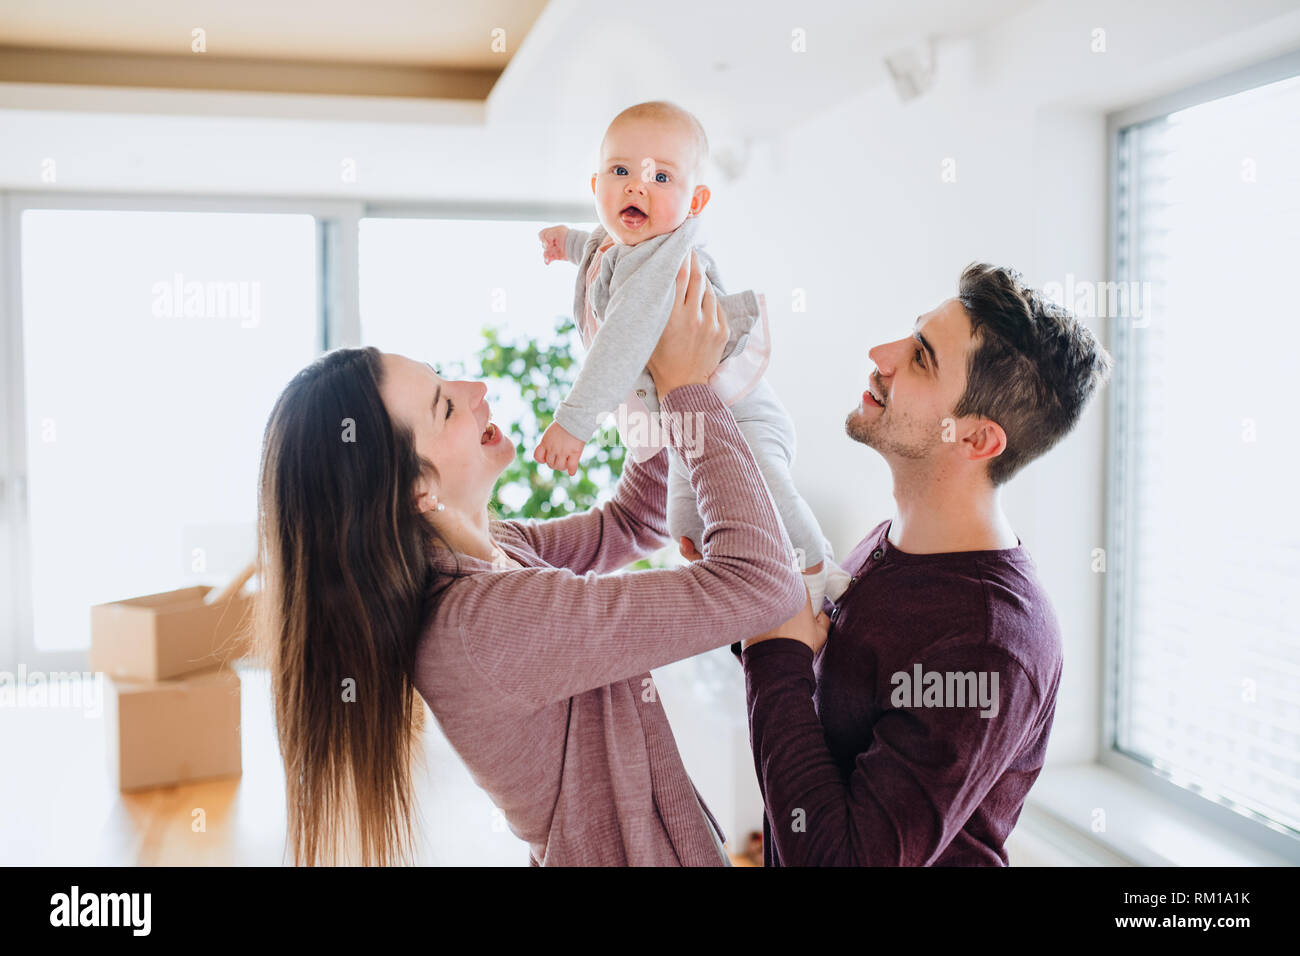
[952,263,1113,485]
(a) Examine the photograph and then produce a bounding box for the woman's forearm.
[449,384,807,706]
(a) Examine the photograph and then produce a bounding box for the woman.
[255,252,811,866]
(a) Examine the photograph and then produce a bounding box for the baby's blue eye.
[655,172,669,183]
[613,165,628,176]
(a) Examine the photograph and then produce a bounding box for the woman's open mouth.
[619,205,647,229]
[481,422,502,445]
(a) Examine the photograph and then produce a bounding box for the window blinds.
[1112,73,1300,836]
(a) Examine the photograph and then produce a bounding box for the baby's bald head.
[592,100,713,245]
[600,100,709,180]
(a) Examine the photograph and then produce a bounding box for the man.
[690,263,1112,865]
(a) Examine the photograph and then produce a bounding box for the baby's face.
[591,119,706,246]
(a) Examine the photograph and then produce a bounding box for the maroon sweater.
[741,520,1062,866]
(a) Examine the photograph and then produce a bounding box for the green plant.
[475,314,625,517]
[471,315,672,570]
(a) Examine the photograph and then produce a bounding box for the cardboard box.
[91,585,253,682]
[106,665,242,791]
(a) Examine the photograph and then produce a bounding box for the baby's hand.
[533,420,584,476]
[539,225,569,265]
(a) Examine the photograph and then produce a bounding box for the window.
[1108,64,1300,847]
[360,216,595,369]
[12,207,320,659]
[1,201,595,671]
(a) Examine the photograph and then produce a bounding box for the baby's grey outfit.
[555,217,829,571]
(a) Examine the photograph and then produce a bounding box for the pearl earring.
[435,503,445,512]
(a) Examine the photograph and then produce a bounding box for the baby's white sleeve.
[564,228,592,265]
[552,228,694,443]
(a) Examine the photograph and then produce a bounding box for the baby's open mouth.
[619,204,647,229]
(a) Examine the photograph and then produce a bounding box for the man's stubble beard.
[844,405,931,460]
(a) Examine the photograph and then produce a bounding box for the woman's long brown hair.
[253,346,463,866]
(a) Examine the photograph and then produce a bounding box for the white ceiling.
[0,0,549,67]
[490,0,1040,140]
[0,0,1044,201]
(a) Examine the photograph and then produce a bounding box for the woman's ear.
[414,481,443,515]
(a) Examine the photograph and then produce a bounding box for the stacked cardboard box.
[91,574,254,791]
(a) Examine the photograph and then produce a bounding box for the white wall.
[0,100,596,204]
[703,0,1300,794]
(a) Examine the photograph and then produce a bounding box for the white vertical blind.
[1113,74,1300,835]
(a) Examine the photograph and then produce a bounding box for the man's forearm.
[742,639,860,865]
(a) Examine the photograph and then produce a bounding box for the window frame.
[0,191,593,675]
[1102,47,1300,864]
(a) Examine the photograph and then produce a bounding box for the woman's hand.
[646,250,728,398]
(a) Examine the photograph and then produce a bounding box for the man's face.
[845,298,975,466]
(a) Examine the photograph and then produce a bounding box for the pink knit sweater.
[413,383,807,865]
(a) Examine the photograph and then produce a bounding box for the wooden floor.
[0,665,530,866]
[2,665,1045,866]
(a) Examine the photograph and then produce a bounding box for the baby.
[534,100,850,609]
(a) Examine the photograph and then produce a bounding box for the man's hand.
[539,225,570,265]
[679,536,831,656]
[533,420,584,476]
[743,588,831,656]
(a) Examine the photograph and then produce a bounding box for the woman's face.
[377,352,515,515]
